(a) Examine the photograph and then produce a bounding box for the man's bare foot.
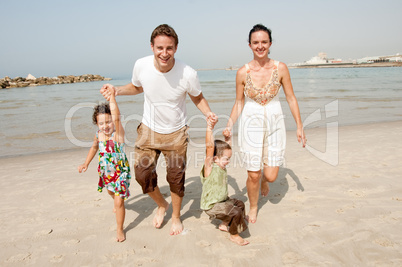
[116,229,125,242]
[248,207,258,224]
[169,216,183,235]
[219,223,229,232]
[153,202,169,228]
[261,179,270,197]
[230,234,249,246]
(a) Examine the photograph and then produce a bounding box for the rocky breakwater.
[0,74,112,89]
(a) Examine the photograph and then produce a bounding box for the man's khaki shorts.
[134,123,189,197]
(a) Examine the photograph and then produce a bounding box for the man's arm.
[189,92,213,117]
[100,83,143,100]
[115,83,143,96]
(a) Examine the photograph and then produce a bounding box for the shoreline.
[2,119,401,160]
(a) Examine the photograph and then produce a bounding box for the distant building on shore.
[290,52,353,67]
[357,54,402,64]
[289,53,401,68]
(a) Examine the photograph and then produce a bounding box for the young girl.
[78,87,131,242]
[200,117,249,246]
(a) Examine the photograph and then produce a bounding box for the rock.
[0,79,10,89]
[0,74,112,89]
[26,74,36,80]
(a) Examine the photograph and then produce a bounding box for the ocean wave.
[12,131,63,140]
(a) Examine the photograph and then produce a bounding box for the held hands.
[223,127,232,144]
[206,112,218,130]
[100,84,117,101]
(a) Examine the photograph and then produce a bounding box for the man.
[101,24,216,235]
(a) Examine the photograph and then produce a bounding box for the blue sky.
[1,0,401,78]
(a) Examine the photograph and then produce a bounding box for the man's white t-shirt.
[131,55,202,134]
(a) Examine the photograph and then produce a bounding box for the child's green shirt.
[200,163,229,210]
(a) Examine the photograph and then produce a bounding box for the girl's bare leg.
[114,195,126,242]
[107,190,117,213]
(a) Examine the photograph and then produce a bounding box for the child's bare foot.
[169,216,183,235]
[153,202,169,229]
[230,234,249,246]
[261,179,270,197]
[219,223,229,232]
[248,207,258,224]
[116,229,125,242]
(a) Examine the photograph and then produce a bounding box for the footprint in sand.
[282,251,305,265]
[336,204,356,213]
[82,234,97,241]
[347,189,365,198]
[35,229,53,237]
[196,240,211,247]
[14,243,32,250]
[50,255,64,263]
[283,209,300,218]
[373,238,395,247]
[235,249,260,259]
[63,239,80,246]
[218,258,234,266]
[302,223,321,232]
[250,235,273,245]
[5,253,32,263]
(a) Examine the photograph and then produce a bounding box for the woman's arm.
[280,62,306,147]
[223,67,246,142]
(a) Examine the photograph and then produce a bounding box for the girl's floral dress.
[97,131,131,199]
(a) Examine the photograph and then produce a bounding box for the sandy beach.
[1,121,402,266]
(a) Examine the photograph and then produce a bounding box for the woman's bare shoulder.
[277,61,289,71]
[236,65,247,77]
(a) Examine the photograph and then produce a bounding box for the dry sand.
[1,121,402,266]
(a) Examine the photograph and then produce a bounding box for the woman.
[223,24,306,223]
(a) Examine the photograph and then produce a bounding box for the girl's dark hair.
[248,24,272,44]
[214,140,232,157]
[92,103,111,124]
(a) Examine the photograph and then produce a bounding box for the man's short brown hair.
[150,24,179,46]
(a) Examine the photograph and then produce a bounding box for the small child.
[200,117,249,246]
[78,87,131,242]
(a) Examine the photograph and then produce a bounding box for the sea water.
[0,67,401,157]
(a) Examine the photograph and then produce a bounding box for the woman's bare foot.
[248,207,258,224]
[116,228,126,242]
[230,234,249,246]
[261,179,270,197]
[153,202,169,228]
[169,216,183,235]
